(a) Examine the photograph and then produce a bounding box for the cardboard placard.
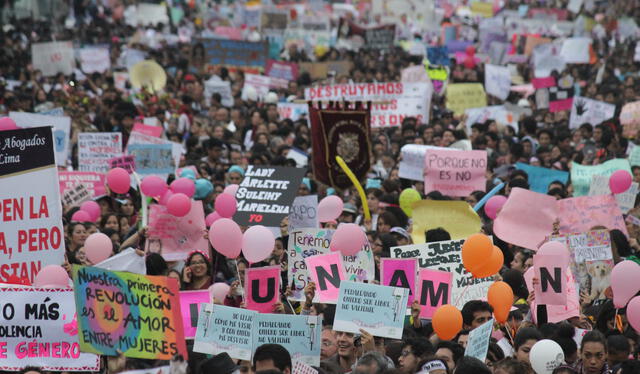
[127,143,175,178]
[109,155,136,174]
[200,38,268,69]
[31,41,75,77]
[570,159,631,196]
[78,132,123,173]
[179,290,211,339]
[424,149,487,197]
[9,111,71,166]
[288,195,318,233]
[245,266,281,313]
[381,258,417,306]
[416,269,453,319]
[59,171,106,198]
[62,183,91,207]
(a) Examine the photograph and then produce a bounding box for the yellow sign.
[411,200,481,243]
[471,1,494,17]
[446,83,487,115]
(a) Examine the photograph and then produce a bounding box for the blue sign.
[515,162,569,194]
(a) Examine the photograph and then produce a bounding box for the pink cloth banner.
[132,123,163,138]
[305,252,346,303]
[557,195,628,236]
[381,258,417,306]
[179,290,211,338]
[533,254,569,306]
[58,171,106,197]
[245,266,281,313]
[532,76,556,89]
[494,188,557,250]
[550,98,573,112]
[525,267,580,323]
[416,269,453,319]
[424,149,487,197]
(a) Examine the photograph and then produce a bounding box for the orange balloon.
[472,246,504,278]
[432,304,463,340]
[487,281,514,323]
[462,234,493,273]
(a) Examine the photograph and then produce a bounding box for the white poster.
[484,64,511,100]
[288,195,319,232]
[589,175,639,214]
[127,131,181,171]
[560,37,592,64]
[31,41,75,77]
[79,47,111,73]
[398,144,451,181]
[9,111,71,166]
[569,96,616,129]
[78,132,123,173]
[0,287,100,371]
[204,79,233,107]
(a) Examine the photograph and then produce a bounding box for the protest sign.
[235,166,305,227]
[484,64,511,100]
[288,228,375,302]
[621,101,640,138]
[334,281,409,339]
[0,127,65,284]
[253,313,322,365]
[62,183,91,207]
[392,238,493,309]
[557,195,627,236]
[298,61,352,80]
[381,258,417,306]
[31,41,75,77]
[294,361,318,374]
[109,155,136,174]
[515,163,569,193]
[204,79,233,107]
[59,171,106,198]
[94,247,146,275]
[471,1,494,17]
[127,131,181,169]
[78,132,123,173]
[194,304,255,360]
[179,291,211,339]
[9,111,71,166]
[399,144,451,181]
[446,83,487,115]
[72,266,187,360]
[127,143,175,178]
[338,20,396,50]
[146,200,209,261]
[464,106,519,134]
[401,65,431,83]
[305,252,347,303]
[570,159,631,196]
[200,38,268,70]
[79,47,110,73]
[464,319,493,362]
[0,287,100,371]
[126,3,169,26]
[132,123,163,138]
[411,200,482,243]
[261,9,288,32]
[427,46,450,66]
[415,269,453,319]
[533,254,569,305]
[494,188,557,250]
[524,267,580,323]
[265,60,298,81]
[283,17,331,55]
[424,149,487,197]
[288,195,318,232]
[589,174,639,213]
[277,103,309,122]
[245,266,281,313]
[569,96,616,129]
[305,83,432,128]
[560,38,592,64]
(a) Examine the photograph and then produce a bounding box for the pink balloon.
[537,241,570,262]
[242,225,275,263]
[71,210,92,222]
[33,265,70,287]
[610,170,632,194]
[170,177,196,197]
[318,196,344,222]
[85,233,113,264]
[0,117,19,131]
[80,201,101,221]
[141,176,168,197]
[167,193,192,217]
[223,184,239,196]
[611,260,640,308]
[107,168,131,194]
[209,282,231,303]
[159,190,174,205]
[628,296,640,333]
[330,223,366,256]
[209,218,243,258]
[205,212,221,227]
[215,193,237,218]
[484,195,507,220]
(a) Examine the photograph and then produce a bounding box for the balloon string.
[235,260,246,306]
[454,283,471,307]
[503,320,515,346]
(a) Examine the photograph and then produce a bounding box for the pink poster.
[533,254,569,306]
[416,269,453,319]
[265,59,299,81]
[524,267,580,323]
[557,195,628,236]
[381,258,417,306]
[58,171,106,197]
[146,200,209,261]
[550,98,573,112]
[532,76,556,89]
[494,187,557,250]
[109,154,136,173]
[132,123,163,138]
[179,290,211,338]
[245,266,281,313]
[305,252,346,303]
[424,149,487,197]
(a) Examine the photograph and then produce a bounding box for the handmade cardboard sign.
[245,266,281,313]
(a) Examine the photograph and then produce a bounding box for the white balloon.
[530,339,565,374]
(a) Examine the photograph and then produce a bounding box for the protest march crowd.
[4,0,640,374]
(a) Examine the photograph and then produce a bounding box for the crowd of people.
[3,0,640,373]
